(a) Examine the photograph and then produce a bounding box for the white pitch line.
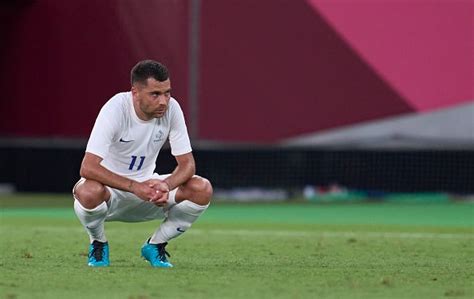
[190,229,474,240]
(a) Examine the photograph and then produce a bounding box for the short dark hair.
[131,60,169,85]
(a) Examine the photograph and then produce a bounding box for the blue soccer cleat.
[141,240,173,268]
[88,240,109,267]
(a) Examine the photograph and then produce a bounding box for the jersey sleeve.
[169,99,192,156]
[85,100,121,159]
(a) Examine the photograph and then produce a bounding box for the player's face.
[132,78,171,120]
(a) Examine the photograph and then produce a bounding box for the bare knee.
[179,176,213,205]
[197,177,213,204]
[73,179,109,209]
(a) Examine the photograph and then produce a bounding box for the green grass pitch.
[1,194,473,299]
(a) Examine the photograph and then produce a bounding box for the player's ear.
[131,85,138,96]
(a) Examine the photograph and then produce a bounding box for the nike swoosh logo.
[177,228,186,233]
[119,138,134,143]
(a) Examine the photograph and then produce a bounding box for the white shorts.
[73,173,178,223]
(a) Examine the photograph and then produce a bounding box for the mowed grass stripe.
[192,228,474,239]
[0,224,470,239]
[1,202,473,227]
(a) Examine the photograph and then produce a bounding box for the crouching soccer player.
[72,60,212,267]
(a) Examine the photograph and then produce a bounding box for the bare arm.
[146,152,195,206]
[80,152,159,201]
[148,152,195,191]
[163,152,196,190]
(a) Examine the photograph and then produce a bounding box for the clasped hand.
[131,179,170,206]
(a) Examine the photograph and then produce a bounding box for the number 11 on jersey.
[129,155,145,170]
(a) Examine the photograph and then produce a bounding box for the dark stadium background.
[0,0,473,196]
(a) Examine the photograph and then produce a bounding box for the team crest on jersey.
[153,130,164,142]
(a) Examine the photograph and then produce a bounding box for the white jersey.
[85,92,192,181]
